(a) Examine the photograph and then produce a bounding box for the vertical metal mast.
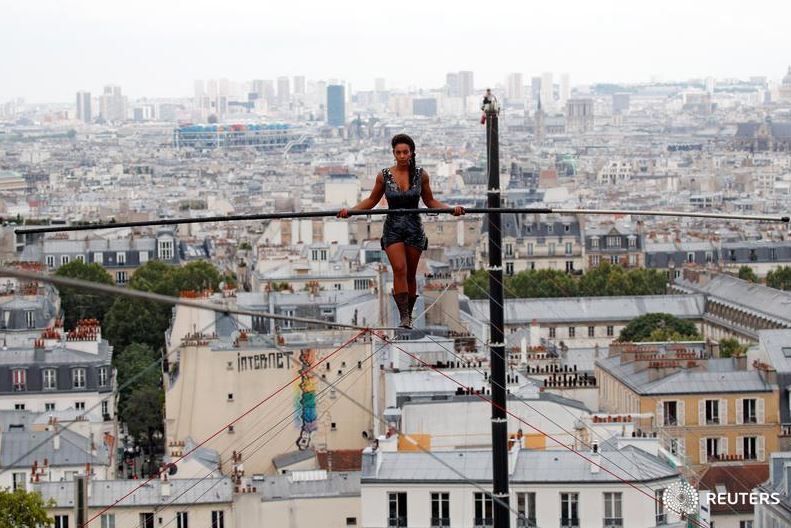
[484,93,510,528]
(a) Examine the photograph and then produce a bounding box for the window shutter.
[699,400,706,426]
[656,401,664,427]
[757,436,765,462]
[757,398,765,424]
[736,436,744,458]
[721,437,728,458]
[678,401,685,426]
[735,398,743,425]
[719,399,728,425]
[699,438,707,464]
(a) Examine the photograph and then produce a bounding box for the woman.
[338,134,464,328]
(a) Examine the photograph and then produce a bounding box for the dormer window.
[158,239,174,260]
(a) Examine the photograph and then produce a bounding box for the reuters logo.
[663,481,699,515]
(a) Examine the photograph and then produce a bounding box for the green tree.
[618,313,702,342]
[105,260,222,351]
[579,262,666,296]
[54,260,115,329]
[0,488,54,528]
[624,267,668,295]
[128,260,177,295]
[507,269,578,298]
[463,269,490,299]
[170,260,222,294]
[104,298,168,352]
[114,343,161,423]
[719,338,749,358]
[738,265,759,283]
[123,385,164,445]
[766,266,791,291]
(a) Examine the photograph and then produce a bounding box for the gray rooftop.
[272,449,316,470]
[465,295,706,324]
[596,355,775,395]
[0,429,110,468]
[35,477,233,508]
[362,446,677,484]
[675,274,791,324]
[757,329,791,373]
[255,471,360,500]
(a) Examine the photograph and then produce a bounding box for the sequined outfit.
[380,167,428,250]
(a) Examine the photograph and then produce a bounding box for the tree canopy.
[463,262,667,300]
[0,489,53,528]
[766,266,791,291]
[618,313,702,342]
[54,260,115,329]
[719,337,749,358]
[737,265,759,283]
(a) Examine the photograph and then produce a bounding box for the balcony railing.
[603,517,623,527]
[560,518,580,528]
[430,518,450,528]
[655,513,667,525]
[516,518,537,527]
[473,517,493,527]
[387,517,407,527]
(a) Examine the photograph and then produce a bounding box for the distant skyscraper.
[327,84,346,126]
[277,76,290,105]
[506,73,523,100]
[375,78,386,92]
[99,85,125,122]
[293,76,306,95]
[194,80,205,99]
[446,72,459,97]
[541,72,554,110]
[559,73,570,106]
[531,77,542,100]
[251,80,266,99]
[75,91,91,123]
[458,71,474,97]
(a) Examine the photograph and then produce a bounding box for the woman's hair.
[391,133,417,181]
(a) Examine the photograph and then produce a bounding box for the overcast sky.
[3,0,789,102]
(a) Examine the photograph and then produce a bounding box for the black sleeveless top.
[383,166,423,210]
[380,167,428,250]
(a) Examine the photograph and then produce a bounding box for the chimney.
[53,432,60,451]
[590,443,601,473]
[161,476,171,498]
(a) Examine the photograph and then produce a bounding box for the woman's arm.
[421,169,464,215]
[338,172,385,217]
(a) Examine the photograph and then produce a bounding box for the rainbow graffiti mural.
[295,349,318,450]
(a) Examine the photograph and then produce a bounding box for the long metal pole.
[485,99,510,528]
[16,208,789,235]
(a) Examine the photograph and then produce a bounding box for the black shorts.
[381,215,428,251]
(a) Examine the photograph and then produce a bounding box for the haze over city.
[3,2,791,528]
[3,0,791,101]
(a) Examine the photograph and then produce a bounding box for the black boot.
[393,292,411,329]
[408,294,419,327]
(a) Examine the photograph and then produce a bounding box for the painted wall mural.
[295,348,318,450]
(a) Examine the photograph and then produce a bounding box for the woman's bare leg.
[384,242,408,294]
[405,245,423,297]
